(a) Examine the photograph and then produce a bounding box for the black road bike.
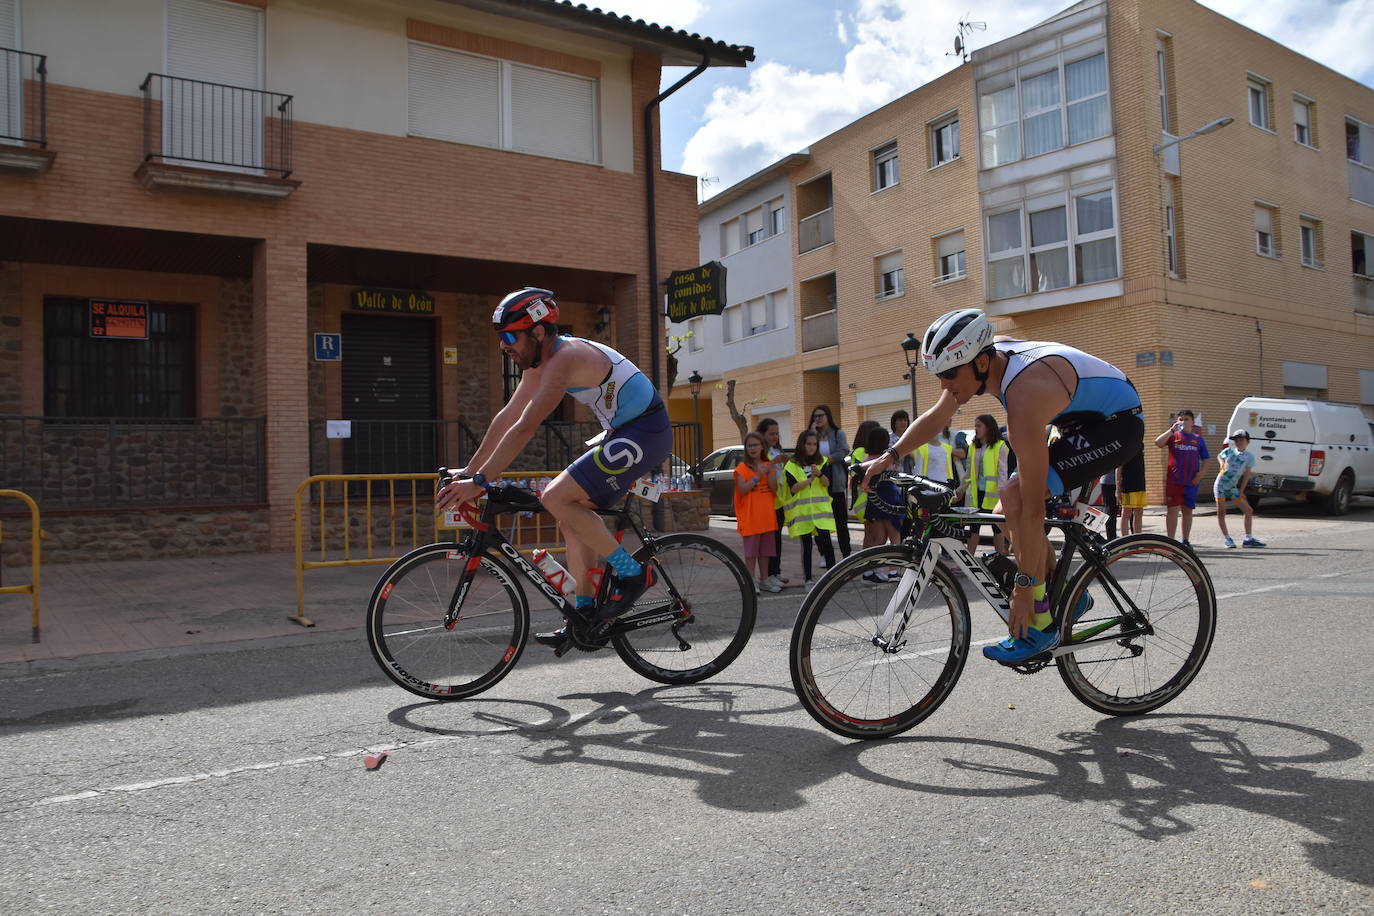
[368,476,757,700]
[789,473,1218,739]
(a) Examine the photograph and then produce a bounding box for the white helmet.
[922,308,994,375]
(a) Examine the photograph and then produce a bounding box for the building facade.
[681,0,1374,500]
[0,0,750,562]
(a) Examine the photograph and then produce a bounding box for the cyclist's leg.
[542,472,618,598]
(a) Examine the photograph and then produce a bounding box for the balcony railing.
[802,309,838,351]
[798,208,834,253]
[141,73,293,177]
[0,417,266,509]
[0,47,47,146]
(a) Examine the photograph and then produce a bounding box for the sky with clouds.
[603,0,1374,199]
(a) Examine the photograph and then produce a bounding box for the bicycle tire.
[613,533,757,685]
[1056,533,1217,716]
[367,542,529,701]
[790,545,971,740]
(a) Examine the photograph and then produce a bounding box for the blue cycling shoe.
[983,626,1059,663]
[1073,592,1094,621]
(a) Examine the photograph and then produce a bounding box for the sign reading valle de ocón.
[665,262,727,323]
[89,299,149,340]
[351,288,436,314]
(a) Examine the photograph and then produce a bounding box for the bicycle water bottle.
[531,548,577,599]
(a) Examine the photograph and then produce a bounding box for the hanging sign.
[665,261,727,323]
[351,288,436,314]
[89,299,149,340]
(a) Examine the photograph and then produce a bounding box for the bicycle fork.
[872,543,940,654]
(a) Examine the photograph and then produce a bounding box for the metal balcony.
[141,73,294,178]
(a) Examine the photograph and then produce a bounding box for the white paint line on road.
[1215,569,1344,600]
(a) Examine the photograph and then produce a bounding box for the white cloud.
[835,10,849,45]
[588,0,707,31]
[682,0,1374,196]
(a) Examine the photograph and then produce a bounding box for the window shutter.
[936,232,964,259]
[878,251,904,275]
[1293,100,1309,129]
[0,0,16,47]
[407,44,501,148]
[509,63,598,163]
[1254,206,1272,234]
[167,0,261,88]
[746,207,763,234]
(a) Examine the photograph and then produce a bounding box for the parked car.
[1227,397,1374,515]
[694,445,792,515]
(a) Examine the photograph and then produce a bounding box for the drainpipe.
[644,51,711,394]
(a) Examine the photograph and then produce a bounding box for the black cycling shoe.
[588,569,653,639]
[533,625,570,649]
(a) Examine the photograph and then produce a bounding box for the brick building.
[0,0,750,562]
[679,0,1374,500]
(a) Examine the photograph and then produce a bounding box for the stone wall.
[0,506,271,567]
[0,262,20,413]
[218,277,256,416]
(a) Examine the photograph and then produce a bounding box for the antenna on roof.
[949,16,987,63]
[698,174,720,202]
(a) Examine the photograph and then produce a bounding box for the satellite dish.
[954,35,964,56]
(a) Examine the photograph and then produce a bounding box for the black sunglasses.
[936,366,962,380]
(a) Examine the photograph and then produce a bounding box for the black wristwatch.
[1013,572,1039,588]
[469,472,491,490]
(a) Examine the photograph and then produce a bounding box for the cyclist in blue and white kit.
[860,308,1145,663]
[436,288,672,648]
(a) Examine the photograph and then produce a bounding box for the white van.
[1225,397,1374,515]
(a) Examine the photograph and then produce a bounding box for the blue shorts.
[567,407,673,509]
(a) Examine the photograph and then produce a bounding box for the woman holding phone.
[808,404,852,558]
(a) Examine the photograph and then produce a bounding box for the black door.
[341,314,437,475]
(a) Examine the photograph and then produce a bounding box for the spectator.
[782,429,837,590]
[756,417,788,589]
[889,410,916,473]
[1215,429,1266,548]
[1118,449,1147,536]
[1154,409,1209,546]
[733,432,780,593]
[809,405,852,558]
[1099,469,1119,540]
[958,414,1009,557]
[859,426,904,582]
[915,432,957,487]
[849,419,881,532]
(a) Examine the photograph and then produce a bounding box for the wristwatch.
[469,472,491,490]
[1013,572,1039,588]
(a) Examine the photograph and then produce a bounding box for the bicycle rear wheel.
[789,545,971,740]
[367,543,528,700]
[613,534,757,685]
[1057,533,1216,715]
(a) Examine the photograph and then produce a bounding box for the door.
[341,314,437,477]
[165,0,264,170]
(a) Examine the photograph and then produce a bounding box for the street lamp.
[1152,116,1234,158]
[900,332,920,418]
[688,370,703,422]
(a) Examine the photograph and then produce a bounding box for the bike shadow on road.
[387,682,871,813]
[838,713,1372,888]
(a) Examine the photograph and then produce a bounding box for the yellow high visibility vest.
[916,442,954,481]
[782,459,837,537]
[967,440,1006,510]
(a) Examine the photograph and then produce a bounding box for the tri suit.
[558,336,673,508]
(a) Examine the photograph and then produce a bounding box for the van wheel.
[1322,472,1353,516]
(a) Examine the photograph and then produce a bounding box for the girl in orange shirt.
[734,431,781,593]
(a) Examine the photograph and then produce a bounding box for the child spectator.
[734,432,781,593]
[756,417,788,589]
[783,429,837,589]
[958,414,1009,557]
[1118,450,1147,536]
[859,425,904,582]
[1215,429,1265,548]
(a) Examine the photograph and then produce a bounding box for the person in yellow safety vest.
[914,436,956,487]
[783,429,838,589]
[957,413,1010,557]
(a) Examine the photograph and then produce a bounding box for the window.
[877,251,905,298]
[770,201,786,236]
[1248,76,1272,130]
[1350,119,1364,162]
[1300,218,1322,268]
[687,317,704,352]
[721,289,789,342]
[1293,96,1316,147]
[1156,36,1173,133]
[407,43,599,164]
[873,141,899,191]
[983,186,1119,300]
[44,298,196,418]
[934,231,967,282]
[746,207,766,246]
[1164,178,1181,277]
[1352,232,1371,278]
[931,115,960,166]
[166,0,265,170]
[720,217,741,256]
[978,49,1111,168]
[1254,204,1279,257]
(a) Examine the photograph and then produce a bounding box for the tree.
[665,330,693,394]
[724,379,764,441]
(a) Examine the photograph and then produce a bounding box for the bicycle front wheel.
[367,543,529,701]
[790,545,971,740]
[1057,533,1217,715]
[613,534,757,685]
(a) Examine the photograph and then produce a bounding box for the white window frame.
[1254,202,1279,258]
[1299,217,1322,269]
[722,289,789,343]
[1156,36,1171,133]
[1248,75,1272,131]
[934,230,967,283]
[1027,200,1070,292]
[1354,231,1372,279]
[977,43,1111,169]
[983,183,1121,300]
[745,206,766,247]
[1293,95,1315,148]
[769,199,786,236]
[930,112,960,167]
[876,250,905,299]
[720,217,741,257]
[1020,67,1064,159]
[872,140,899,191]
[686,316,704,352]
[1165,203,1178,276]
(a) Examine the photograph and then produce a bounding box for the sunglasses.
[936,366,962,380]
[498,330,521,345]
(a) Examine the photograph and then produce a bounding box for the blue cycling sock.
[607,546,643,578]
[575,596,595,610]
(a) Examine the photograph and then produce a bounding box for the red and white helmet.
[492,288,559,333]
[922,308,993,375]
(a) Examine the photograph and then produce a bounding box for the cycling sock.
[1031,599,1053,632]
[1032,582,1046,601]
[575,596,595,610]
[607,546,642,578]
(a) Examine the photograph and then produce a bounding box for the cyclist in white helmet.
[860,308,1145,664]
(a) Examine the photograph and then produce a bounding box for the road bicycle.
[789,472,1217,740]
[367,474,757,700]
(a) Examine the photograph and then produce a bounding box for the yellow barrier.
[0,489,42,643]
[291,471,564,626]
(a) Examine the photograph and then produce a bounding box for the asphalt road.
[3,504,1373,914]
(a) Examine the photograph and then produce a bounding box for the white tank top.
[558,336,658,429]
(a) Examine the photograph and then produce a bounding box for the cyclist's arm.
[472,360,571,480]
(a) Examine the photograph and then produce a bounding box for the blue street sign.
[314,332,342,361]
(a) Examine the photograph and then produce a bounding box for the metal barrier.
[291,471,564,626]
[0,489,42,643]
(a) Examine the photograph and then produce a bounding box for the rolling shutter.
[407,43,501,148]
[165,0,263,168]
[509,63,598,163]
